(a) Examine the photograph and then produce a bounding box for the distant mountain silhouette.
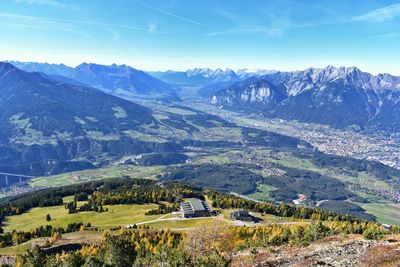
[9,61,178,100]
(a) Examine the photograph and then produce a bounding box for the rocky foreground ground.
[232,235,400,267]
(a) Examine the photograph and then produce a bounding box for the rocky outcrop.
[232,235,400,267]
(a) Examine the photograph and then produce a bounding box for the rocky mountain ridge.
[212,66,400,131]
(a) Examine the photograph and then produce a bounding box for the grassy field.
[191,126,243,142]
[30,165,165,187]
[3,203,160,232]
[163,107,197,116]
[246,184,277,202]
[2,194,311,234]
[353,192,389,204]
[191,153,231,165]
[335,172,391,191]
[268,152,323,173]
[4,197,272,234]
[123,130,168,143]
[359,203,400,226]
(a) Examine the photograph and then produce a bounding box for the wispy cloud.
[137,0,202,26]
[0,12,172,35]
[206,25,284,37]
[206,2,400,38]
[353,4,400,22]
[206,7,291,37]
[205,18,345,37]
[368,32,399,39]
[106,28,120,40]
[148,21,157,34]
[14,0,80,11]
[0,13,90,37]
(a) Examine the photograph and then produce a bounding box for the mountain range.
[211,66,400,132]
[8,61,400,132]
[0,62,303,177]
[149,68,276,86]
[8,61,177,100]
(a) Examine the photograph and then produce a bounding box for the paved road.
[315,199,329,207]
[0,172,35,178]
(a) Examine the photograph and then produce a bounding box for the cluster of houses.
[179,198,258,222]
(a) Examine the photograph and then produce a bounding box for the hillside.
[0,179,398,266]
[0,62,174,176]
[71,63,176,97]
[23,135,400,225]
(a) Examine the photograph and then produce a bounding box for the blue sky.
[0,0,399,74]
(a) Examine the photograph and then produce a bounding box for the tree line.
[208,190,367,223]
[16,219,399,267]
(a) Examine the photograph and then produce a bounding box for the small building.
[180,198,213,218]
[231,210,258,222]
[293,194,307,205]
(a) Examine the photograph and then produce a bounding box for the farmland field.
[3,203,160,232]
[359,203,400,226]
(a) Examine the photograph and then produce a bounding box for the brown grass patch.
[362,244,400,267]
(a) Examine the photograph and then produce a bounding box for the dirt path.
[125,216,214,228]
